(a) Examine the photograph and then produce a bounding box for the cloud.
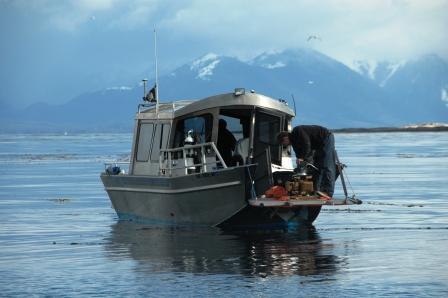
[107,0,161,29]
[47,0,114,31]
[3,0,115,32]
[6,0,180,32]
[320,0,448,63]
[1,0,447,108]
[7,0,446,62]
[156,0,448,63]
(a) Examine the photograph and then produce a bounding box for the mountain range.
[2,48,447,132]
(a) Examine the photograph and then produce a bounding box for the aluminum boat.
[101,88,359,229]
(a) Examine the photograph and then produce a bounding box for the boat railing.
[138,100,194,114]
[159,142,227,176]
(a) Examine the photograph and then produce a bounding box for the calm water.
[1,132,448,297]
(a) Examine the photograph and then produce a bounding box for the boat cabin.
[129,89,295,193]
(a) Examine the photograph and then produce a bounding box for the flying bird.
[307,35,322,42]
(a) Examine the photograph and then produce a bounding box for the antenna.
[291,94,297,116]
[154,28,159,114]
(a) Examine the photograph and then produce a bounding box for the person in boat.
[277,125,336,197]
[217,119,236,166]
[234,119,250,164]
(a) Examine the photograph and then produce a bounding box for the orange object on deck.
[277,195,290,201]
[264,185,288,199]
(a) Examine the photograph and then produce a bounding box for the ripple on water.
[0,132,448,296]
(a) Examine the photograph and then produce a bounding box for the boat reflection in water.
[104,222,345,277]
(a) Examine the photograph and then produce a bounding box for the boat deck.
[248,196,360,208]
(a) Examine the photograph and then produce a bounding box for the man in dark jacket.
[277,125,336,197]
[217,119,237,166]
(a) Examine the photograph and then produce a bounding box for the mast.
[154,28,159,114]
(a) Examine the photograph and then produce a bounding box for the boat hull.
[101,166,250,226]
[101,166,321,228]
[217,205,321,230]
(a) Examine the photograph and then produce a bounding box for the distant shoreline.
[2,125,448,135]
[332,126,448,133]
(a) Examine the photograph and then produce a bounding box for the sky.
[1,0,447,108]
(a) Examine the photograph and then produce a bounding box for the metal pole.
[248,108,256,163]
[335,150,349,203]
[211,142,227,168]
[154,28,159,114]
[291,94,297,117]
[201,144,207,172]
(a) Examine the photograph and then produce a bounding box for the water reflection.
[104,222,346,277]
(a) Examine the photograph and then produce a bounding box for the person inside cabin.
[173,121,185,148]
[217,119,236,166]
[277,125,336,197]
[234,119,250,164]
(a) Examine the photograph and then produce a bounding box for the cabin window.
[150,124,163,161]
[173,114,213,148]
[256,112,280,144]
[255,112,281,163]
[136,123,154,162]
[150,123,171,161]
[161,124,171,150]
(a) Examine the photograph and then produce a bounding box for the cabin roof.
[175,92,294,118]
[136,92,295,120]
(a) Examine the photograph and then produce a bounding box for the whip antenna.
[291,94,297,116]
[154,28,159,113]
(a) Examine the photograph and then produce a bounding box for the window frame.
[136,122,155,162]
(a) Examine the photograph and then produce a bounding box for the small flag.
[144,84,157,102]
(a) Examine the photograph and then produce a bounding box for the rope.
[343,167,357,198]
[246,166,257,199]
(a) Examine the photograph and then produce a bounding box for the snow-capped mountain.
[4,49,447,132]
[351,60,405,87]
[251,48,343,70]
[158,49,393,127]
[383,54,448,122]
[189,53,221,80]
[352,54,448,123]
